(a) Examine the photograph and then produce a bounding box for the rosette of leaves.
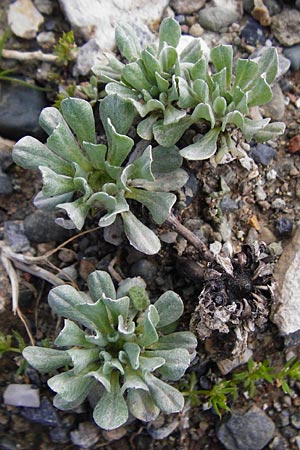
[93,18,285,160]
[12,95,188,255]
[23,270,197,430]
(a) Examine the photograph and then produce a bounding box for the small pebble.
[21,397,60,426]
[289,135,300,154]
[240,16,266,46]
[189,23,204,36]
[160,231,178,243]
[102,427,127,441]
[284,45,300,71]
[36,31,56,49]
[70,422,100,449]
[272,198,286,210]
[130,258,157,283]
[291,413,300,430]
[250,144,277,166]
[4,220,30,252]
[0,172,13,195]
[274,218,293,238]
[3,384,40,408]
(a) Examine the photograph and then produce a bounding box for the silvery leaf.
[39,166,75,197]
[146,348,190,381]
[33,191,73,210]
[127,389,160,422]
[54,319,89,347]
[115,23,142,62]
[153,117,193,147]
[159,17,181,51]
[180,127,221,160]
[131,145,154,181]
[141,49,161,84]
[247,76,273,107]
[149,331,197,354]
[121,211,161,255]
[76,299,113,335]
[61,97,96,144]
[100,94,136,135]
[67,348,100,374]
[123,343,141,370]
[191,103,215,127]
[127,188,176,225]
[212,67,227,97]
[87,270,116,301]
[257,47,278,84]
[82,142,107,170]
[213,96,227,117]
[138,305,159,347]
[39,106,67,135]
[48,370,94,402]
[143,372,184,413]
[131,98,165,118]
[105,118,134,166]
[137,114,158,140]
[122,62,151,92]
[117,277,146,299]
[85,368,111,392]
[253,121,285,142]
[193,79,209,103]
[152,145,182,173]
[222,110,244,132]
[177,77,197,109]
[131,169,188,192]
[159,46,178,72]
[105,82,140,100]
[155,71,169,92]
[180,38,203,64]
[163,104,186,126]
[154,291,183,329]
[233,59,259,92]
[102,296,130,324]
[98,192,129,228]
[242,117,270,142]
[210,45,233,88]
[22,347,71,374]
[56,198,90,230]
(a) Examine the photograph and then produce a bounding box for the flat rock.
[8,0,44,40]
[3,384,40,408]
[59,0,169,52]
[24,210,72,243]
[217,405,275,450]
[0,80,47,140]
[271,227,300,335]
[70,422,100,449]
[170,0,205,14]
[4,220,30,252]
[261,83,285,120]
[284,45,300,71]
[21,397,60,426]
[0,172,13,195]
[271,8,300,46]
[198,0,243,32]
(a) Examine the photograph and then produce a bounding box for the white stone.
[73,39,106,77]
[3,384,40,407]
[271,227,300,335]
[8,0,44,40]
[34,0,53,15]
[58,0,169,52]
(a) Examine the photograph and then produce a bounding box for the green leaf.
[180,38,203,64]
[33,191,73,210]
[154,291,183,328]
[139,356,165,372]
[12,136,73,176]
[121,368,149,392]
[153,117,193,147]
[93,372,128,430]
[85,368,111,392]
[48,285,94,329]
[138,305,159,347]
[123,343,141,370]
[177,76,197,108]
[150,331,197,353]
[190,56,210,82]
[56,198,90,230]
[147,348,190,381]
[127,189,176,225]
[100,94,136,136]
[155,71,169,92]
[127,389,160,422]
[152,145,182,173]
[163,104,186,125]
[39,166,75,196]
[132,169,188,193]
[115,23,142,62]
[137,114,158,140]
[242,117,270,141]
[210,45,233,88]
[213,96,227,117]
[105,118,134,166]
[128,286,150,311]
[193,79,209,103]
[98,192,130,228]
[60,98,96,144]
[54,319,89,347]
[143,372,184,413]
[103,296,130,324]
[180,127,221,160]
[233,59,259,92]
[105,82,140,100]
[159,46,178,72]
[48,370,94,402]
[247,76,273,107]
[53,390,92,410]
[191,103,215,127]
[82,142,107,170]
[76,299,113,335]
[22,347,71,374]
[131,145,154,182]
[222,110,244,132]
[39,106,67,135]
[122,62,151,92]
[88,270,116,301]
[141,49,161,84]
[131,98,165,118]
[67,348,100,374]
[159,17,181,51]
[212,67,227,97]
[121,211,161,255]
[253,121,285,142]
[257,47,278,84]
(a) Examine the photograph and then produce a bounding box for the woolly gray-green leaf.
[180,127,221,160]
[136,114,157,140]
[93,373,128,430]
[143,372,184,413]
[105,118,134,166]
[127,188,176,225]
[131,98,165,118]
[60,97,96,144]
[88,270,116,301]
[163,104,186,126]
[100,94,136,135]
[102,296,130,324]
[67,348,100,374]
[82,142,107,170]
[139,356,165,372]
[33,191,73,210]
[242,117,270,142]
[210,45,233,88]
[39,106,66,135]
[222,110,244,132]
[22,347,71,374]
[180,38,203,64]
[138,305,159,347]
[48,370,94,402]
[212,67,227,97]
[12,136,73,176]
[152,145,182,174]
[247,76,273,107]
[39,166,75,197]
[98,192,129,228]
[257,47,278,85]
[150,331,197,353]
[54,319,89,347]
[122,211,161,255]
[56,198,90,230]
[131,145,154,181]
[122,62,152,92]
[159,46,178,72]
[127,389,160,422]
[76,299,113,336]
[193,79,209,103]
[153,117,193,147]
[154,291,183,329]
[177,76,197,108]
[105,82,140,100]
[191,103,215,127]
[253,121,285,142]
[159,17,181,51]
[115,23,142,62]
[213,96,227,117]
[147,348,191,380]
[85,368,111,392]
[131,169,188,193]
[141,49,161,84]
[155,71,169,92]
[233,59,259,92]
[123,343,141,370]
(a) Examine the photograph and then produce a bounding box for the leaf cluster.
[53,31,77,66]
[12,96,188,255]
[93,17,285,161]
[23,270,197,430]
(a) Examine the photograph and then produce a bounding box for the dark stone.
[0,80,47,141]
[49,426,70,444]
[24,210,72,243]
[291,411,300,429]
[0,172,13,195]
[4,220,30,252]
[274,218,293,238]
[284,329,300,347]
[283,45,300,71]
[240,17,266,46]
[174,14,186,24]
[220,196,238,213]
[130,258,157,283]
[0,150,13,171]
[0,436,17,450]
[21,397,60,427]
[183,172,198,206]
[249,143,277,166]
[216,406,275,450]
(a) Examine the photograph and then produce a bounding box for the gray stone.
[4,220,30,252]
[0,437,18,450]
[217,405,275,450]
[284,45,300,71]
[271,227,300,335]
[0,80,47,140]
[249,144,277,166]
[220,197,238,213]
[3,384,40,408]
[103,216,124,246]
[36,31,56,49]
[130,258,157,283]
[0,172,13,195]
[58,0,168,52]
[21,397,60,426]
[271,8,300,46]
[297,0,300,11]
[261,83,285,120]
[291,412,300,430]
[198,0,242,32]
[49,426,70,444]
[70,422,100,449]
[24,210,72,243]
[8,0,44,40]
[34,0,54,15]
[74,39,105,76]
[170,0,205,14]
